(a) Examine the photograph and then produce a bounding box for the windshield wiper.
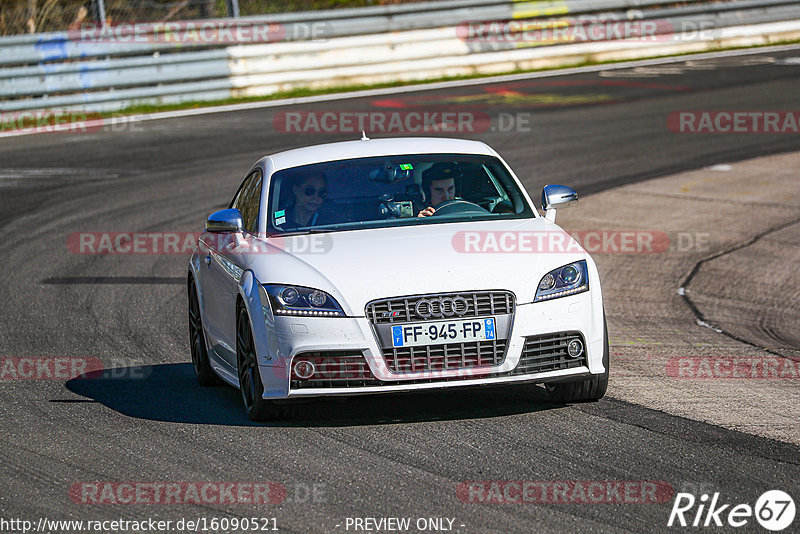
[267,227,337,237]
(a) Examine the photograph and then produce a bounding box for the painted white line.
[696,319,724,333]
[708,164,733,172]
[2,43,799,140]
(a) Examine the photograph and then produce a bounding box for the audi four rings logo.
[415,297,470,319]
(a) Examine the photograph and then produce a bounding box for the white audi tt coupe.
[188,137,608,420]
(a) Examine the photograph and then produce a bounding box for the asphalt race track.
[1,47,799,533]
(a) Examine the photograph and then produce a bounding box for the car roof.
[266,137,496,172]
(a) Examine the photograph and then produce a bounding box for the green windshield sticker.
[274,210,285,218]
[399,163,413,170]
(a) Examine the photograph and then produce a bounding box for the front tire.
[547,316,609,403]
[189,278,221,386]
[236,305,288,421]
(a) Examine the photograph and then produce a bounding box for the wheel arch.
[236,270,276,367]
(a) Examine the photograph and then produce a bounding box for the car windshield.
[266,153,535,235]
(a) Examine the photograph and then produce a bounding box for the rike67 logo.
[668,490,795,531]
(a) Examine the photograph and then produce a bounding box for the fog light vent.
[293,360,315,379]
[567,339,584,358]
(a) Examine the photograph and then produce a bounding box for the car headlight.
[534,260,589,302]
[262,284,345,317]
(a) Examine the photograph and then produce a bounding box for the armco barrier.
[1,0,800,113]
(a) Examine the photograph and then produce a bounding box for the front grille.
[385,339,507,373]
[290,351,375,389]
[366,290,515,324]
[290,334,588,390]
[510,332,587,375]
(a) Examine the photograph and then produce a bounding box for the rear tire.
[188,278,221,386]
[546,316,609,403]
[236,305,290,421]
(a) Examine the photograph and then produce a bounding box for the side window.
[231,170,263,234]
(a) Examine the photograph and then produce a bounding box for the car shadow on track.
[65,363,565,426]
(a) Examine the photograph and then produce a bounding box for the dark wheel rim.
[237,309,258,412]
[188,286,204,375]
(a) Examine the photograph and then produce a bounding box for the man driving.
[417,162,460,217]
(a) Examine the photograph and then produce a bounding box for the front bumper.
[257,291,605,399]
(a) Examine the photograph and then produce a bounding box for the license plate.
[391,317,496,348]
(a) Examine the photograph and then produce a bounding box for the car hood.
[247,218,589,315]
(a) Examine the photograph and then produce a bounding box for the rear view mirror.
[368,163,413,183]
[206,208,244,233]
[541,185,578,222]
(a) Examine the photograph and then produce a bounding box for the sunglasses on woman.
[303,186,328,199]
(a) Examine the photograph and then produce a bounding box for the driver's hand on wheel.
[417,207,435,217]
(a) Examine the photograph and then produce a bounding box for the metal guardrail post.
[227,0,241,18]
[93,0,107,28]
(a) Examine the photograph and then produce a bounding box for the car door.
[200,169,263,368]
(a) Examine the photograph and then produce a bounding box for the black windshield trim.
[266,153,534,235]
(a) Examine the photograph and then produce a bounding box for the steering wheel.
[430,199,490,217]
